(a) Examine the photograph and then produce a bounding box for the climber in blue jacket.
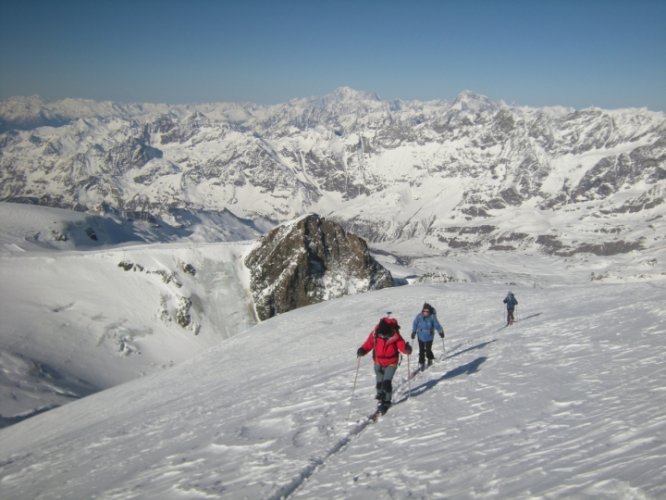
[411,302,444,370]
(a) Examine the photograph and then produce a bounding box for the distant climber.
[503,291,518,326]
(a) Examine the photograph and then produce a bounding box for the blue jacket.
[412,313,443,342]
[503,293,518,310]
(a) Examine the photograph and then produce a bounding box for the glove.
[405,342,413,355]
[357,348,365,357]
[411,332,416,340]
[439,331,445,338]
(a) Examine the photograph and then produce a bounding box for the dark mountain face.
[245,214,393,320]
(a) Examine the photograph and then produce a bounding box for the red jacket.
[359,328,410,366]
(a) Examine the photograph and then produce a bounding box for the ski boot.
[378,400,391,415]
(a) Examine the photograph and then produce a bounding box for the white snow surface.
[1,267,665,497]
[0,202,257,424]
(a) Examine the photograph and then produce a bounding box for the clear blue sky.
[1,0,665,110]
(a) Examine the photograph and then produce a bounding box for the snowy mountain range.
[1,88,664,265]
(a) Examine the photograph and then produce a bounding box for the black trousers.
[418,340,434,364]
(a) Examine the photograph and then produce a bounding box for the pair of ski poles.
[503,305,518,324]
[347,353,413,421]
[347,337,446,421]
[347,357,409,420]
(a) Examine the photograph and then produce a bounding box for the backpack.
[383,317,399,328]
[375,317,401,338]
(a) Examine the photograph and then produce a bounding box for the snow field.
[292,284,666,499]
[1,280,665,499]
[0,238,256,422]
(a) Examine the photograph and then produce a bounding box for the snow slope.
[1,279,664,499]
[0,202,258,425]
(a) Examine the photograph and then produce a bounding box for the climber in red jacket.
[357,316,412,414]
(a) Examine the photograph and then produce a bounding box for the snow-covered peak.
[331,86,382,102]
[311,87,386,114]
[0,95,46,118]
[450,89,497,114]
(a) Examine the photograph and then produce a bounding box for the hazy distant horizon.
[1,0,665,111]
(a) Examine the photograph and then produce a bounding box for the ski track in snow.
[271,355,441,499]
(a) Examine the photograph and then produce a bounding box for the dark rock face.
[245,214,394,320]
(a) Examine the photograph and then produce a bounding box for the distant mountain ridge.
[1,88,664,258]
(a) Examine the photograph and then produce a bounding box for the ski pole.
[347,356,361,421]
[441,336,446,359]
[407,353,411,399]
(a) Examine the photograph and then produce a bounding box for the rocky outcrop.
[245,214,394,320]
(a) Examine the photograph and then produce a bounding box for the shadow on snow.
[447,339,496,359]
[405,356,488,400]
